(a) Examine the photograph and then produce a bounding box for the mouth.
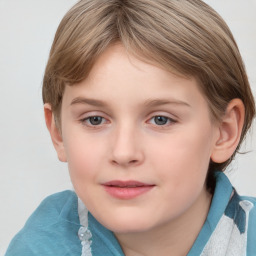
[102,180,155,199]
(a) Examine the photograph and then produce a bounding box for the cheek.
[64,134,106,183]
[65,137,106,208]
[149,126,214,186]
[153,133,212,212]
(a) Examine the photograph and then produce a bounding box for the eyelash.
[80,116,108,127]
[80,115,177,128]
[147,115,177,126]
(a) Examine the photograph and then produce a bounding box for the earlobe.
[44,104,67,162]
[211,99,245,163]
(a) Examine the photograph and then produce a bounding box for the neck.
[115,188,212,256]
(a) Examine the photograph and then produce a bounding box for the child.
[5,0,256,255]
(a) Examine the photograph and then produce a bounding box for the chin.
[100,215,155,234]
[110,225,151,234]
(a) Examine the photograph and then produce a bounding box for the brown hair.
[42,0,255,192]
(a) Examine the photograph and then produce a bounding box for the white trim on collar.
[78,198,93,256]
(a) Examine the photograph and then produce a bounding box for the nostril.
[111,158,139,166]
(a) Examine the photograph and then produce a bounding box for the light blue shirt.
[5,172,256,255]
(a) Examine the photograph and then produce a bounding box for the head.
[43,0,255,192]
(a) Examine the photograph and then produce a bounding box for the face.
[59,44,220,234]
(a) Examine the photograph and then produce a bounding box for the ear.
[44,103,67,162]
[211,99,245,163]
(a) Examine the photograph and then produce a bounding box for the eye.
[148,115,176,126]
[153,116,168,125]
[82,116,107,126]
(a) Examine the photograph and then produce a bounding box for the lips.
[102,180,155,199]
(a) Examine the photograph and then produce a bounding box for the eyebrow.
[143,99,191,108]
[70,97,107,107]
[70,97,191,108]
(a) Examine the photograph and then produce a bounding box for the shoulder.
[227,192,256,255]
[240,195,256,255]
[26,190,78,226]
[5,190,81,256]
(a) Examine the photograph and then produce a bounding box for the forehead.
[62,44,209,114]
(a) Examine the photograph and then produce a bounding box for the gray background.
[0,0,255,254]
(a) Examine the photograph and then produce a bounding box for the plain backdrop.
[0,0,256,254]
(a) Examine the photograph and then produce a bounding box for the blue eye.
[154,116,168,125]
[85,116,105,126]
[149,116,175,126]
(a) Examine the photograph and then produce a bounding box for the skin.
[45,44,245,256]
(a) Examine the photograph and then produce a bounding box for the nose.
[110,124,144,167]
